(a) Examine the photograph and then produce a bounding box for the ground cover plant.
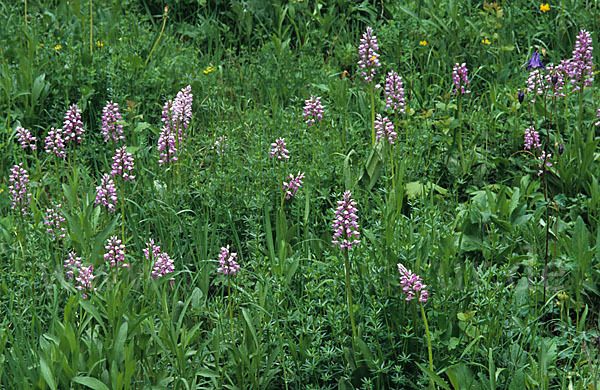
[1,0,600,388]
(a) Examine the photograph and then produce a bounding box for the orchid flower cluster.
[452,63,470,95]
[523,126,552,176]
[525,30,594,102]
[64,251,96,299]
[217,245,240,276]
[282,171,305,200]
[526,61,567,102]
[44,127,66,159]
[158,85,193,166]
[374,114,396,144]
[8,163,31,215]
[61,104,85,144]
[16,126,37,150]
[566,29,594,90]
[384,71,406,114]
[44,203,67,240]
[110,146,135,181]
[524,126,541,151]
[357,27,380,83]
[104,236,129,269]
[144,239,175,280]
[269,138,290,161]
[397,263,429,303]
[303,95,324,126]
[95,173,118,212]
[101,101,125,143]
[43,104,84,158]
[213,135,229,155]
[332,191,360,250]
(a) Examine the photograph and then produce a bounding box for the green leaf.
[356,337,376,370]
[90,216,118,264]
[416,362,451,390]
[405,181,448,200]
[79,300,107,334]
[71,376,110,390]
[39,357,57,390]
[359,142,384,190]
[448,337,460,350]
[113,322,128,363]
[264,206,276,264]
[284,258,300,287]
[445,364,480,390]
[195,367,219,378]
[343,149,357,191]
[508,369,525,390]
[241,308,258,349]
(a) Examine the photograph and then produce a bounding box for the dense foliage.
[1,0,600,388]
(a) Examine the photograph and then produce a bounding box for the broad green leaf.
[39,357,57,390]
[90,216,118,264]
[241,308,258,349]
[113,321,128,363]
[416,362,451,390]
[195,367,219,378]
[71,376,110,390]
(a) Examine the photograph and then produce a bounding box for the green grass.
[1,0,600,388]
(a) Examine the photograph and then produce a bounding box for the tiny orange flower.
[419,40,427,46]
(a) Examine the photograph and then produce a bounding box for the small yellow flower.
[119,37,123,41]
[370,55,377,61]
[96,40,104,47]
[419,40,427,46]
[39,43,44,47]
[540,3,550,12]
[482,39,491,45]
[203,66,216,74]
[54,44,62,50]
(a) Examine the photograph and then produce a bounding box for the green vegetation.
[1,0,600,388]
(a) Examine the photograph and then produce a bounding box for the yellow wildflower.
[540,3,550,12]
[482,39,491,45]
[54,44,62,50]
[419,40,427,46]
[97,40,104,47]
[39,43,44,47]
[203,66,215,74]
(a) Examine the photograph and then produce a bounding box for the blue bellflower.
[526,52,545,71]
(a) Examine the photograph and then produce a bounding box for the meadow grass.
[1,0,600,388]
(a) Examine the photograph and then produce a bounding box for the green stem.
[456,94,464,173]
[344,250,356,340]
[577,88,584,136]
[228,277,233,341]
[89,0,93,55]
[420,302,435,389]
[370,84,375,146]
[120,177,126,244]
[145,7,168,66]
